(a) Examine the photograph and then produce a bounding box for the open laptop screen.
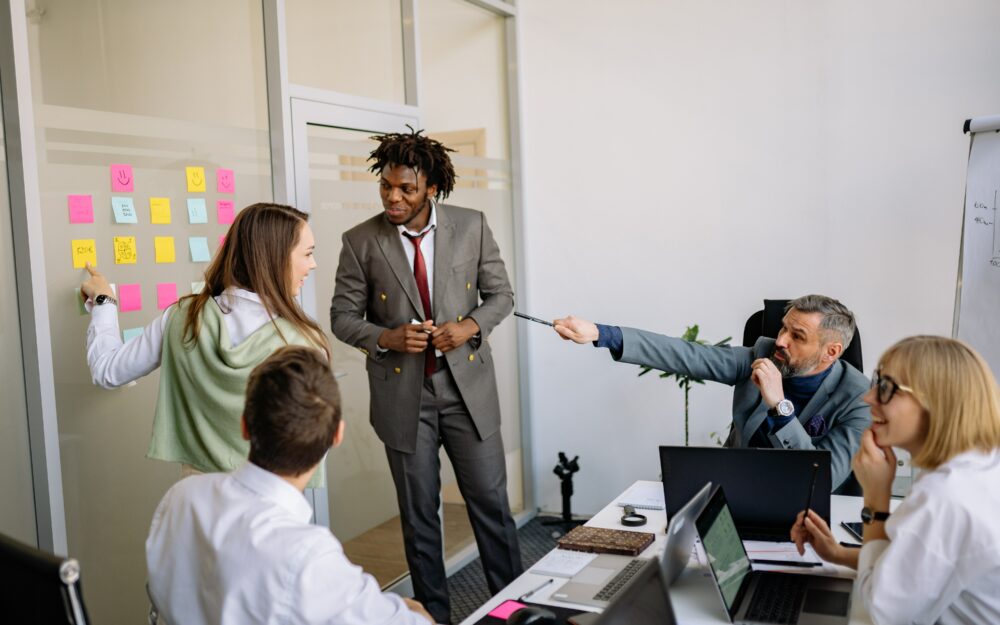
[695,486,754,620]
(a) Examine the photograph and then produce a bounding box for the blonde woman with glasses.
[790,336,1000,624]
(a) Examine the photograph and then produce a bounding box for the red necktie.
[404,231,436,377]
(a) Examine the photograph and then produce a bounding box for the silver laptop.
[696,485,852,625]
[552,482,713,609]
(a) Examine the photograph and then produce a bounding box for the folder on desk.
[557,526,655,557]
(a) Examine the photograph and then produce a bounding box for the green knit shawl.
[147,297,325,487]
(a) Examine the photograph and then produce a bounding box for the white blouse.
[857,448,1000,624]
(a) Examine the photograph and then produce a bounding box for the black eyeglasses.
[871,369,915,405]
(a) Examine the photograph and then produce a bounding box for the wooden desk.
[461,480,898,624]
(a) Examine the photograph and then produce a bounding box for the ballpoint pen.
[518,578,555,601]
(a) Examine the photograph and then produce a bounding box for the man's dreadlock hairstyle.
[368,126,457,200]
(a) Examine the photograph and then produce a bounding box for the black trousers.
[385,365,523,624]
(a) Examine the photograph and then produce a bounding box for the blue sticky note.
[123,327,143,343]
[189,237,211,262]
[111,197,137,224]
[187,198,208,224]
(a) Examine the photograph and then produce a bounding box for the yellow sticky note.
[150,197,172,224]
[114,236,137,264]
[71,239,97,269]
[186,166,206,192]
[154,236,176,263]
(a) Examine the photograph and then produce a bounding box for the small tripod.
[543,452,583,535]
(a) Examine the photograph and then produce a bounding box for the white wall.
[518,0,1000,514]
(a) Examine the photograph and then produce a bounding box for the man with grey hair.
[553,295,869,491]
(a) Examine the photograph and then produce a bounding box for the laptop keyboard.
[593,559,645,602]
[744,574,808,624]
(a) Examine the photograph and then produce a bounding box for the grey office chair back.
[0,531,90,624]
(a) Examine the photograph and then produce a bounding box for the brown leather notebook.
[556,525,655,557]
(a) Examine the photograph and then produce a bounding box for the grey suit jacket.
[330,204,513,453]
[618,328,871,490]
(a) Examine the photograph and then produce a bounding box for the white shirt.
[86,288,276,388]
[856,449,1000,625]
[396,201,437,306]
[146,462,427,625]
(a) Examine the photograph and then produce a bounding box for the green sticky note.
[189,236,210,262]
[75,288,87,315]
[191,281,206,294]
[187,198,208,224]
[123,327,143,343]
[111,197,137,224]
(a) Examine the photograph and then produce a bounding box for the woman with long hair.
[791,336,1000,623]
[81,202,329,477]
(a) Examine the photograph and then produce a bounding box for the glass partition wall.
[8,0,526,621]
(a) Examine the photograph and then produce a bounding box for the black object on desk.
[507,606,557,625]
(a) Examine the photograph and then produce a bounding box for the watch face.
[95,295,108,305]
[777,400,794,417]
[860,507,872,524]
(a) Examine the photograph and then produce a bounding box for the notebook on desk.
[696,485,852,625]
[660,446,832,541]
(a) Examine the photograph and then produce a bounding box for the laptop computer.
[660,446,832,541]
[592,556,677,625]
[552,482,713,609]
[695,485,852,625]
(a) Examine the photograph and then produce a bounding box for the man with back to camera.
[330,128,521,624]
[553,295,870,492]
[145,346,434,625]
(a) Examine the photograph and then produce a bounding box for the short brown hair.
[879,336,1000,469]
[244,346,341,476]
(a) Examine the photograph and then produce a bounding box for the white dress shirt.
[856,448,1000,625]
[396,201,437,305]
[146,462,427,625]
[86,288,277,388]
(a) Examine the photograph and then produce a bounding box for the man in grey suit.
[553,295,870,491]
[330,129,521,624]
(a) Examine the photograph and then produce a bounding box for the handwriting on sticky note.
[114,236,137,264]
[154,236,176,263]
[71,239,97,269]
[217,200,235,225]
[123,327,143,343]
[186,166,206,192]
[111,197,137,223]
[68,195,94,223]
[118,284,142,312]
[187,198,208,224]
[157,283,178,310]
[216,168,234,193]
[110,164,134,192]
[150,197,171,224]
[189,237,211,262]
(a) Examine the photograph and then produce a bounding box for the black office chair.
[743,298,863,372]
[743,298,864,496]
[0,531,90,624]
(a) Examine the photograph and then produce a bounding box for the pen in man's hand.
[751,559,822,568]
[410,318,433,333]
[514,312,554,327]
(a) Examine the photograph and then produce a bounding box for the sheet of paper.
[123,327,143,343]
[157,283,178,310]
[529,549,599,578]
[186,166,206,192]
[216,168,234,193]
[71,239,97,269]
[217,200,235,225]
[114,236,138,264]
[68,194,94,223]
[187,198,208,224]
[118,284,142,312]
[150,197,172,224]
[744,540,822,564]
[615,482,665,510]
[154,236,176,263]
[112,197,137,224]
[189,236,210,262]
[110,164,134,192]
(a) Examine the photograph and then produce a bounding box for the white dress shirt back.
[146,463,427,625]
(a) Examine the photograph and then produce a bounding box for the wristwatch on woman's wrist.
[95,294,118,306]
[860,506,890,525]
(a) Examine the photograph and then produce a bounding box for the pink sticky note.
[217,200,235,225]
[157,283,178,310]
[216,168,235,194]
[68,195,94,223]
[110,164,134,192]
[118,284,142,312]
[218,234,226,248]
[487,600,528,620]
